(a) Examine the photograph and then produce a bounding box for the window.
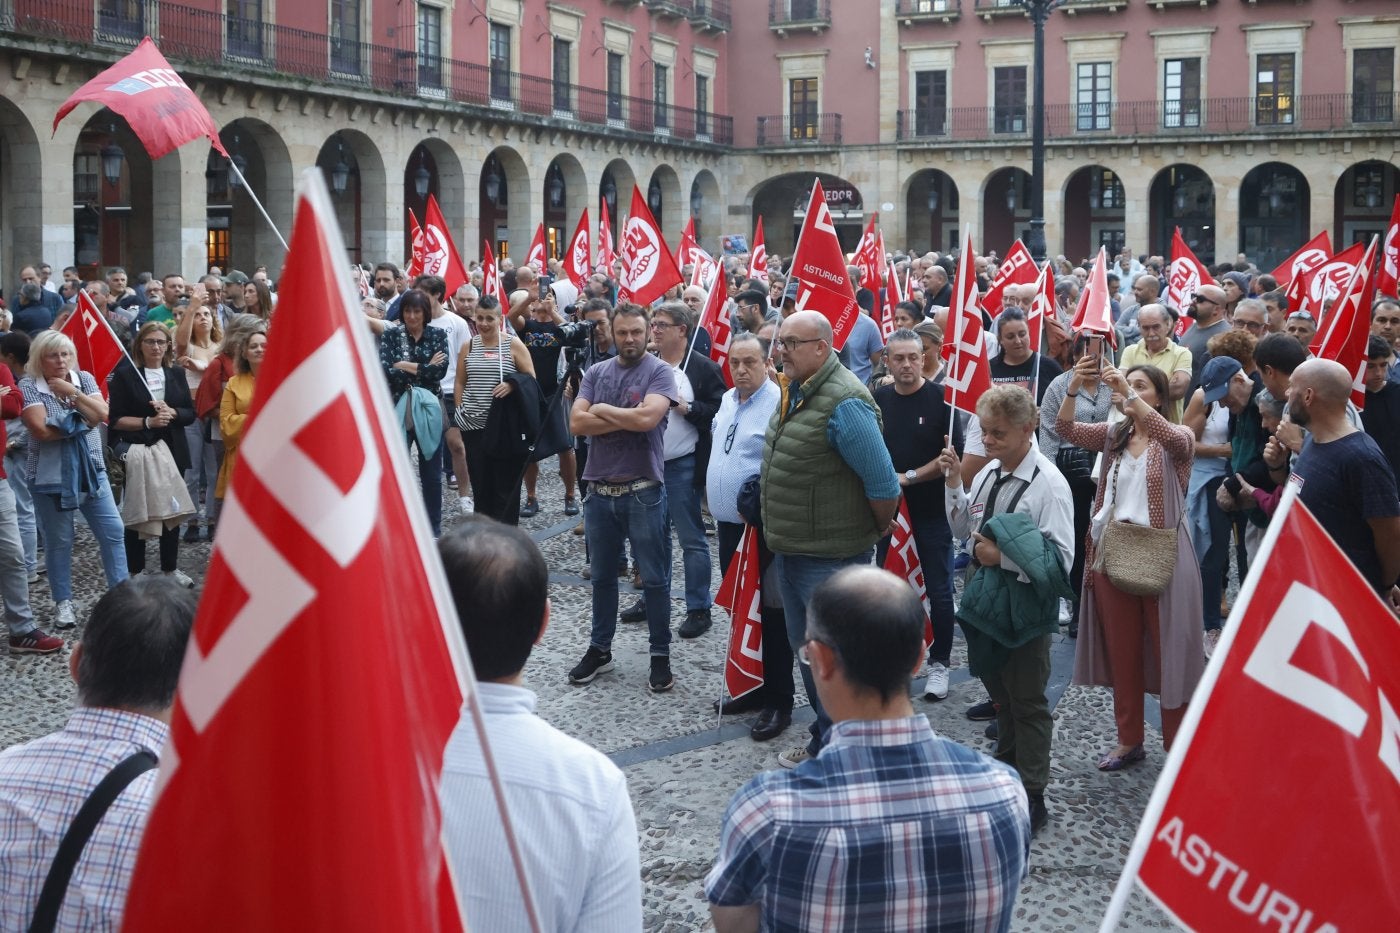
[207,227,231,274]
[1353,48,1394,124]
[1163,58,1201,128]
[1076,62,1111,131]
[74,153,100,200]
[654,63,669,128]
[1352,166,1386,210]
[489,23,511,101]
[1255,53,1295,126]
[696,74,710,136]
[98,0,144,41]
[914,70,948,136]
[417,5,442,88]
[553,38,572,112]
[330,0,361,75]
[226,0,263,59]
[607,52,624,121]
[789,77,819,139]
[993,66,1026,134]
[790,0,819,19]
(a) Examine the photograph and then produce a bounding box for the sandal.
[564,496,579,516]
[520,497,540,518]
[1096,745,1146,772]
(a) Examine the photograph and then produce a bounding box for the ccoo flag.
[618,187,683,307]
[121,171,489,931]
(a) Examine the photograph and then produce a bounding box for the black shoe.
[1028,792,1048,835]
[984,720,999,740]
[750,708,791,742]
[183,524,201,543]
[620,599,646,623]
[648,656,674,692]
[678,608,713,638]
[714,692,765,716]
[564,496,579,516]
[568,647,614,685]
[520,497,540,518]
[967,700,998,721]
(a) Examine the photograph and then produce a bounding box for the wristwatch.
[1124,391,1140,404]
[904,469,918,481]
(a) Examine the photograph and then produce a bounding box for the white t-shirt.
[663,363,698,461]
[429,311,472,397]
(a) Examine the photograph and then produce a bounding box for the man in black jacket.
[620,301,726,637]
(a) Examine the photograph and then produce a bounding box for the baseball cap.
[224,270,249,285]
[1200,356,1243,405]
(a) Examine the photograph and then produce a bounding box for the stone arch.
[748,172,863,256]
[1333,159,1399,251]
[314,129,387,265]
[0,97,42,287]
[1239,162,1309,272]
[211,118,294,273]
[73,109,154,279]
[600,158,637,253]
[979,168,1031,258]
[647,163,682,238]
[1148,164,1216,266]
[403,138,465,261]
[901,169,960,255]
[690,168,721,252]
[480,145,530,262]
[1061,165,1127,263]
[543,153,587,263]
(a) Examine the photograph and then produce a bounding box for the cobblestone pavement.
[2,458,1191,931]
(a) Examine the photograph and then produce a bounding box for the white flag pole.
[1099,482,1302,931]
[228,156,290,253]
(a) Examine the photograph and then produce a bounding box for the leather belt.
[593,479,661,497]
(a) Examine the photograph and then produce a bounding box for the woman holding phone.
[989,307,1062,403]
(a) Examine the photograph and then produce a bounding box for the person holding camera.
[1055,360,1203,774]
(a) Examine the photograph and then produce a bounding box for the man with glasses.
[762,310,901,769]
[705,566,1030,933]
[1231,298,1268,337]
[1115,272,1162,348]
[1180,283,1230,387]
[731,288,776,336]
[1119,304,1192,421]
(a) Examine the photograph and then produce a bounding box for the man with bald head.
[762,310,901,769]
[1181,283,1230,386]
[1266,358,1400,602]
[1116,272,1162,347]
[1119,304,1192,420]
[922,265,951,312]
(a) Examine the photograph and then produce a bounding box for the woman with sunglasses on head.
[109,322,197,586]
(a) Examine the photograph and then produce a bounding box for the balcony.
[897,0,961,23]
[756,113,842,147]
[689,0,731,32]
[0,0,732,145]
[1150,0,1213,7]
[645,0,691,18]
[973,0,1025,20]
[769,0,830,34]
[1062,0,1128,14]
[893,93,1400,143]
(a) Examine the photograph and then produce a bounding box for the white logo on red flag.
[618,186,683,307]
[983,239,1037,318]
[883,501,935,653]
[527,223,547,268]
[63,292,129,399]
[1306,241,1366,308]
[748,216,768,282]
[1378,197,1400,298]
[715,527,764,700]
[422,194,467,295]
[941,226,992,416]
[1309,236,1378,409]
[1113,491,1400,933]
[1268,231,1333,287]
[790,180,859,349]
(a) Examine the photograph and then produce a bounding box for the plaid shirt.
[706,716,1030,932]
[0,708,168,933]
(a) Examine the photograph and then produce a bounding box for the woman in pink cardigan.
[1056,358,1205,771]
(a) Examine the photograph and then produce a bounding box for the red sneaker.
[9,629,64,655]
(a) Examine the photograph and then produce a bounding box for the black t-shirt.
[874,380,954,525]
[1294,431,1400,591]
[989,353,1062,404]
[519,320,588,395]
[1362,382,1400,485]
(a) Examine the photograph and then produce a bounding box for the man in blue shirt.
[706,566,1030,933]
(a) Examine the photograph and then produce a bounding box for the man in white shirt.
[438,516,642,932]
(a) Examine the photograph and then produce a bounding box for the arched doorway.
[0,97,42,287]
[750,172,864,256]
[1333,160,1399,251]
[1240,162,1309,272]
[982,168,1030,258]
[542,154,586,262]
[315,131,385,266]
[904,170,959,254]
[648,164,681,239]
[74,111,152,279]
[599,159,637,255]
[209,119,293,274]
[1149,164,1215,265]
[403,144,439,259]
[691,169,720,253]
[1063,166,1126,262]
[479,147,529,263]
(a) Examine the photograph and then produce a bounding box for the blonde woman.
[175,285,223,541]
[217,327,267,503]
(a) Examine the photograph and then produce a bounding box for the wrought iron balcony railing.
[755,113,842,146]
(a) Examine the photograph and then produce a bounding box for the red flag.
[1302,241,1366,321]
[1378,197,1400,300]
[566,208,591,290]
[790,180,860,350]
[940,227,992,417]
[1268,231,1332,288]
[54,38,227,161]
[714,526,764,700]
[676,216,699,272]
[1165,227,1213,326]
[1027,261,1053,356]
[690,248,719,290]
[481,242,507,308]
[879,259,900,340]
[420,195,467,296]
[618,186,683,307]
[406,210,425,279]
[695,265,734,389]
[853,213,884,295]
[1111,490,1400,933]
[598,199,617,269]
[882,501,935,653]
[1072,247,1117,347]
[1310,236,1378,409]
[747,217,768,282]
[121,173,475,930]
[527,222,547,269]
[64,292,131,399]
[983,240,1038,318]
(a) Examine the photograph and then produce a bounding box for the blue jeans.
[5,451,37,574]
[412,433,444,536]
[586,483,672,657]
[0,482,36,636]
[33,472,128,602]
[663,453,712,612]
[776,549,873,755]
[184,418,218,523]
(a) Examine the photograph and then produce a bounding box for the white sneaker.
[1058,598,1074,624]
[924,662,950,700]
[54,600,76,629]
[165,570,196,589]
[777,746,812,770]
[460,495,474,514]
[1204,629,1221,660]
[26,571,38,584]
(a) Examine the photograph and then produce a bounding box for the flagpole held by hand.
[227,156,290,253]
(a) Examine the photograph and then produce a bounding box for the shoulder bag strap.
[28,750,158,933]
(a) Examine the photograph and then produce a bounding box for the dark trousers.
[982,633,1053,793]
[718,521,795,713]
[462,429,526,525]
[875,513,954,666]
[1200,475,1232,631]
[124,526,178,574]
[1067,473,1097,607]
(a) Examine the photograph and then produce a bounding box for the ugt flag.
[715,526,764,701]
[65,291,132,399]
[941,225,992,417]
[882,500,935,654]
[121,171,481,931]
[789,180,860,350]
[983,239,1037,318]
[1103,487,1400,933]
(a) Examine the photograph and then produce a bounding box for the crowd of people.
[1,233,1398,930]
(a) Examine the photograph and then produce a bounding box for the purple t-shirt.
[578,353,677,484]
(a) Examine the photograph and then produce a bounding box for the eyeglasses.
[724,422,738,454]
[774,336,822,351]
[1234,320,1265,332]
[650,321,677,331]
[141,338,169,347]
[798,636,836,666]
[1191,293,1217,305]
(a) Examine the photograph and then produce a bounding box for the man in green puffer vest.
[761,310,901,771]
